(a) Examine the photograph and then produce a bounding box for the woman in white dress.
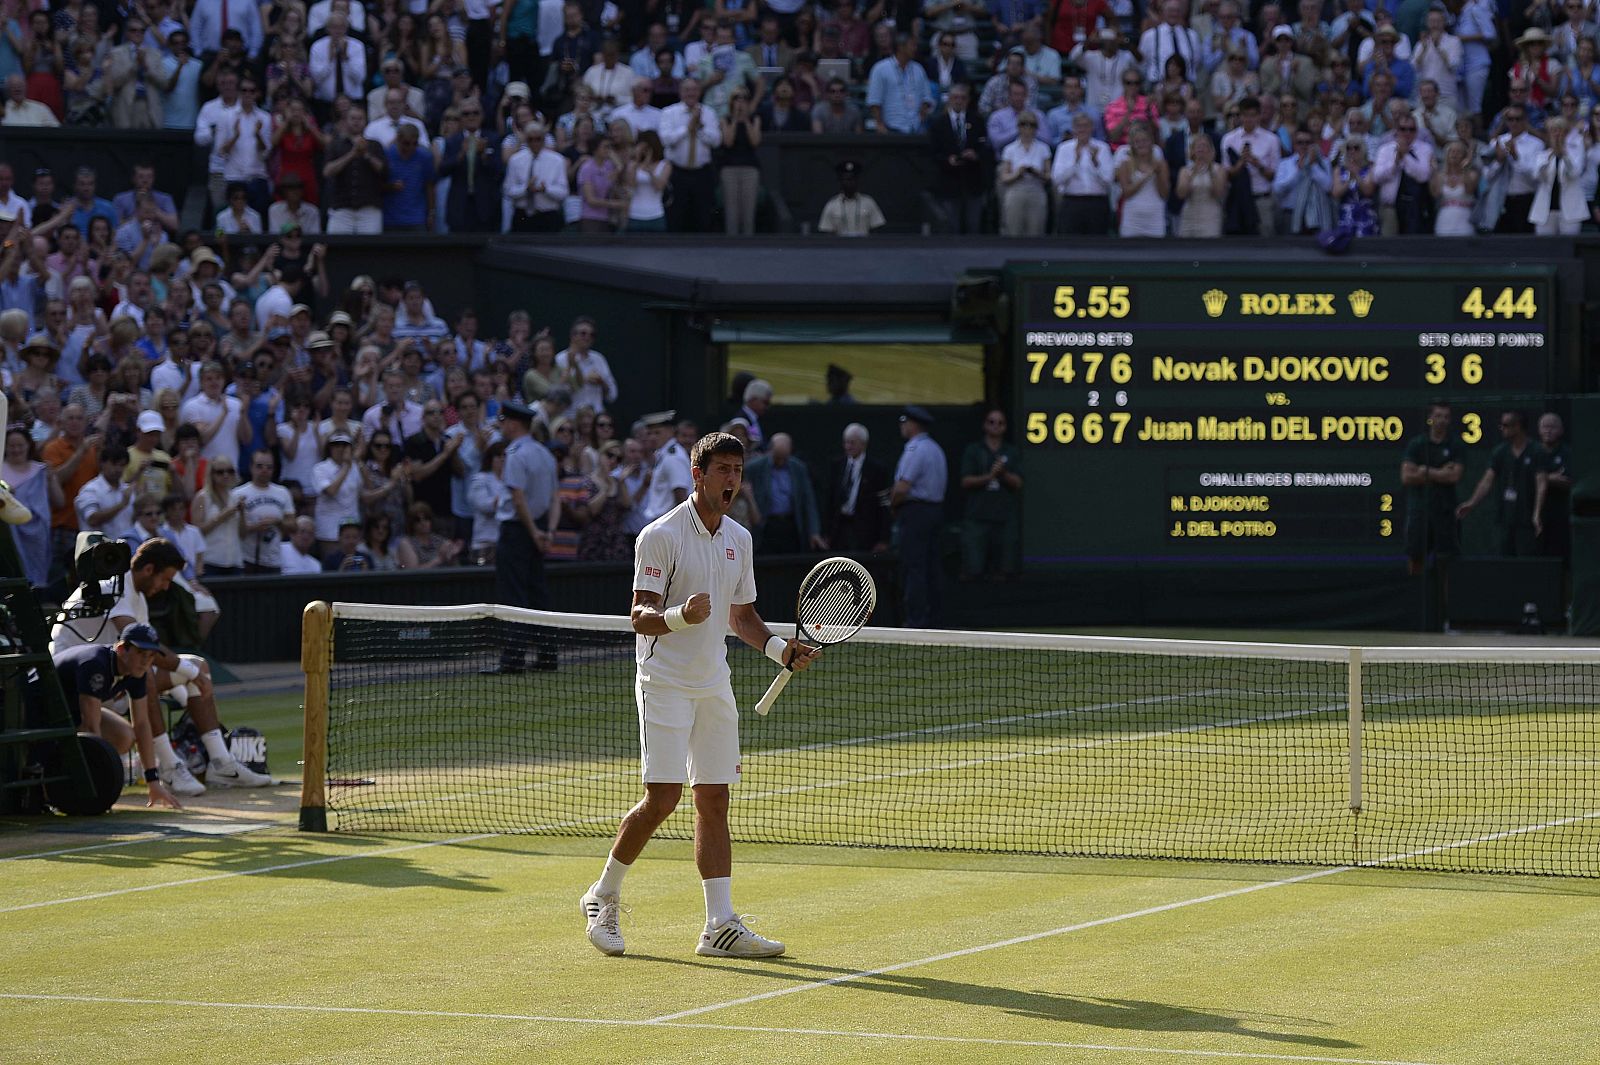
[1529,115,1588,235]
[1429,140,1479,236]
[1176,133,1225,237]
[998,110,1052,236]
[1115,122,1170,237]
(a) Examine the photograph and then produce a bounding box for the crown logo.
[1348,289,1374,318]
[1201,289,1228,318]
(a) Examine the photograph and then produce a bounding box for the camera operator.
[49,538,272,797]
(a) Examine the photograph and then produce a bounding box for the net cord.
[326,602,1600,665]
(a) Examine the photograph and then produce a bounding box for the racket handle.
[753,668,794,716]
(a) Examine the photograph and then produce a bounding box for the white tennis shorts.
[636,680,741,785]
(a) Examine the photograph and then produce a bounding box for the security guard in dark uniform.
[890,405,949,628]
[489,401,561,673]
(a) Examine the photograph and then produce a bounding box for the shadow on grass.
[33,833,500,893]
[629,955,1358,1050]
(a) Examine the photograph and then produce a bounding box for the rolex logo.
[1201,289,1228,318]
[1348,289,1374,318]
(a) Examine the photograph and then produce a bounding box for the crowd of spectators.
[0,0,1589,235]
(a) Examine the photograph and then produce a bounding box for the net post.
[1347,647,1363,814]
[299,601,332,832]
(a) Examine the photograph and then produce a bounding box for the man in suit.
[825,423,890,553]
[440,95,505,233]
[929,82,990,234]
[745,16,795,73]
[744,433,823,554]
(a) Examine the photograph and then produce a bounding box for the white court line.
[0,992,1455,1065]
[0,833,496,915]
[650,809,1600,1024]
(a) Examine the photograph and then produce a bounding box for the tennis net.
[300,602,1600,877]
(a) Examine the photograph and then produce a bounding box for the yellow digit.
[1425,353,1446,384]
[1109,411,1131,443]
[1025,412,1047,443]
[1514,287,1537,318]
[1380,519,1393,537]
[1491,287,1516,317]
[1110,352,1132,383]
[1026,352,1048,384]
[1053,286,1077,317]
[1082,412,1103,443]
[1052,353,1075,383]
[1379,493,1393,512]
[1109,285,1130,318]
[1082,351,1104,382]
[1461,287,1485,318]
[1461,412,1482,443]
[1461,352,1483,384]
[1053,413,1075,443]
[1087,286,1109,317]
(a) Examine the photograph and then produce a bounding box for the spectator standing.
[932,83,990,233]
[999,109,1051,234]
[1103,69,1157,146]
[890,405,947,629]
[1331,138,1379,235]
[813,76,863,132]
[958,409,1022,582]
[824,422,890,552]
[1271,126,1331,234]
[383,125,436,232]
[362,367,425,442]
[192,0,264,61]
[311,433,361,554]
[76,446,134,539]
[1430,140,1478,236]
[1529,116,1587,234]
[221,77,273,220]
[441,97,505,232]
[1372,112,1433,234]
[1052,112,1114,233]
[2,426,57,587]
[613,78,663,135]
[324,105,389,235]
[745,432,822,553]
[1220,95,1279,234]
[1071,28,1135,115]
[66,169,117,243]
[309,13,366,112]
[504,120,570,232]
[179,362,244,463]
[626,131,673,231]
[720,90,763,235]
[112,164,179,230]
[555,317,618,413]
[195,71,241,215]
[1481,106,1543,233]
[1457,411,1550,557]
[42,403,99,584]
[233,449,294,571]
[660,77,722,231]
[867,33,936,133]
[1116,123,1170,236]
[403,400,463,538]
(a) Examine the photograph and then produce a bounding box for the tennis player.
[581,431,819,958]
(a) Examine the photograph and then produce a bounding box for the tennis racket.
[753,556,876,716]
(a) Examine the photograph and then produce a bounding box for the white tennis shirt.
[633,498,755,692]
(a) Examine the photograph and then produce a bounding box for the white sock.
[594,854,630,898]
[201,728,232,763]
[703,877,734,930]
[151,733,179,771]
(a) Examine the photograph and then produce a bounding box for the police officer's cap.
[900,404,934,426]
[500,400,536,424]
[836,159,862,177]
[641,409,677,428]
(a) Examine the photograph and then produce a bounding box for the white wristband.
[664,605,690,631]
[765,635,789,667]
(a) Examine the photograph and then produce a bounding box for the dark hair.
[102,445,130,465]
[1502,409,1525,429]
[161,493,186,511]
[175,423,200,443]
[1428,398,1452,413]
[1238,95,1261,112]
[131,537,185,575]
[691,431,744,471]
[481,438,508,471]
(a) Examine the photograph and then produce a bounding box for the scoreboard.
[1010,264,1559,563]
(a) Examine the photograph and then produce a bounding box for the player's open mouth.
[721,488,734,504]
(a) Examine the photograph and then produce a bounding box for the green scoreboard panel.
[1010,264,1558,563]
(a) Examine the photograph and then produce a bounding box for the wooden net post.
[299,601,331,831]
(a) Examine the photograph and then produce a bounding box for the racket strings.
[800,575,874,642]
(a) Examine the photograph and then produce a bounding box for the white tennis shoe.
[696,917,785,958]
[205,757,273,788]
[581,888,626,956]
[160,759,205,797]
